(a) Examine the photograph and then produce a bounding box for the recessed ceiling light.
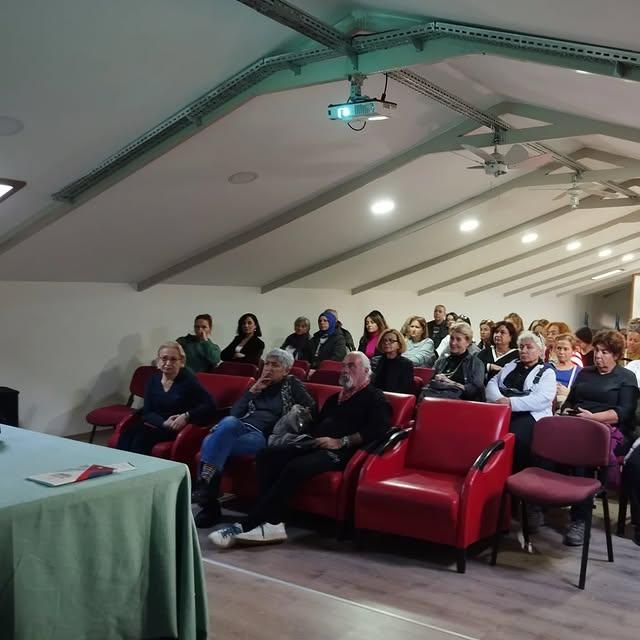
[0,116,24,136]
[622,253,635,262]
[370,199,395,215]
[598,248,613,258]
[566,240,581,251]
[0,178,26,204]
[367,116,389,121]
[228,171,258,184]
[459,218,479,232]
[521,232,538,244]
[591,269,623,280]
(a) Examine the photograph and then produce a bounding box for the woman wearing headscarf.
[310,310,347,368]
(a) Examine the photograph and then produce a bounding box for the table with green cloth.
[0,425,208,640]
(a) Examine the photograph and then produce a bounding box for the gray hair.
[517,330,545,352]
[348,351,372,377]
[264,348,294,371]
[294,316,311,329]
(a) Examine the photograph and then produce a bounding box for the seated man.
[209,351,391,548]
[194,348,314,528]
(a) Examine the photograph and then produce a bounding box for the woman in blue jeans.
[194,348,314,527]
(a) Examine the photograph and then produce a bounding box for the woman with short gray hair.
[281,317,313,362]
[486,330,556,473]
[193,347,314,528]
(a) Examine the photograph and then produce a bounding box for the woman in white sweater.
[486,331,556,472]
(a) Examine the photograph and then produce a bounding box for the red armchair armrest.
[107,413,142,448]
[457,433,515,548]
[359,432,411,484]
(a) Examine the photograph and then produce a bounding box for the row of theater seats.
[104,370,515,574]
[84,361,437,443]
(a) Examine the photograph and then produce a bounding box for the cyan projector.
[327,98,397,122]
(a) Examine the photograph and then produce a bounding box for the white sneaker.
[208,523,243,549]
[234,522,287,545]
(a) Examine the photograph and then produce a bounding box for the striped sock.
[200,463,217,481]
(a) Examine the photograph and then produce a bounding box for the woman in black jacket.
[310,311,347,368]
[281,316,314,363]
[221,313,265,366]
[371,328,414,394]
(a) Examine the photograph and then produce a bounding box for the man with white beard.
[209,351,391,548]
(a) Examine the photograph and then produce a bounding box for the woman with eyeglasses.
[117,341,216,454]
[370,328,414,394]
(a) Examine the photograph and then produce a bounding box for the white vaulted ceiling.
[3,0,640,301]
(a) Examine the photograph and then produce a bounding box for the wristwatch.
[340,436,350,448]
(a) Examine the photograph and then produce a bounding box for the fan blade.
[461,143,493,162]
[503,144,530,166]
[552,192,569,201]
[581,187,616,198]
[466,165,486,170]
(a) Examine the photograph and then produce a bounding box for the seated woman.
[209,352,391,548]
[625,318,640,367]
[117,342,216,454]
[486,331,556,473]
[371,328,414,394]
[477,319,494,351]
[357,310,389,359]
[422,322,484,401]
[545,321,582,366]
[504,312,524,335]
[554,333,582,407]
[281,316,313,363]
[478,321,519,383]
[194,348,315,527]
[310,310,347,368]
[401,315,435,367]
[220,313,265,366]
[562,330,638,546]
[176,313,221,373]
[574,326,594,366]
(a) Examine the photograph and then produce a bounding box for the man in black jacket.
[427,304,448,349]
[209,352,391,547]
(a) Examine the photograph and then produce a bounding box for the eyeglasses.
[159,356,180,363]
[381,338,399,344]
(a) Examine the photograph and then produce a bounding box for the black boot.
[194,474,222,528]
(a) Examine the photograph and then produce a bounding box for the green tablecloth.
[0,425,208,640]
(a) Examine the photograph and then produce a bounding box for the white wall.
[579,284,632,329]
[0,281,582,436]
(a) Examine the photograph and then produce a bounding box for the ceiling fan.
[461,141,534,177]
[530,173,619,208]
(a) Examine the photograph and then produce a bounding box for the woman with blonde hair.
[401,315,435,366]
[545,321,582,366]
[504,312,524,335]
[117,341,216,454]
[554,333,582,407]
[371,328,414,394]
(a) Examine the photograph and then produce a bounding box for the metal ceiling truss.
[5,3,640,292]
[50,6,640,204]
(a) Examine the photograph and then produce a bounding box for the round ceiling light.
[459,218,479,232]
[566,240,581,251]
[0,116,24,136]
[521,232,538,244]
[622,253,635,262]
[227,171,258,184]
[370,199,395,215]
[598,248,613,258]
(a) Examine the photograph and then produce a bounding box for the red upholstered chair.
[290,390,417,535]
[491,416,613,590]
[216,361,259,378]
[155,373,255,476]
[411,376,424,397]
[317,360,343,371]
[413,367,435,386]
[289,366,308,381]
[354,398,513,572]
[85,365,155,443]
[293,360,311,375]
[308,369,341,385]
[221,383,342,500]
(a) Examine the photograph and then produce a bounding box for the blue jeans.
[199,416,266,472]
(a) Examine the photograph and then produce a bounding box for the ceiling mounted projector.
[328,74,396,123]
